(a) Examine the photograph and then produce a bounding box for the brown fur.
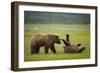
[61,34,85,53]
[30,33,61,54]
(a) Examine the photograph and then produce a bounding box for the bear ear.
[55,35,59,38]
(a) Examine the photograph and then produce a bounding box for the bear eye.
[55,36,58,38]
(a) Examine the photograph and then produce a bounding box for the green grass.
[24,24,90,61]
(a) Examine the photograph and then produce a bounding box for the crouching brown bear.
[30,33,61,54]
[61,34,85,53]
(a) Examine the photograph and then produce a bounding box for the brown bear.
[61,34,85,53]
[30,33,61,54]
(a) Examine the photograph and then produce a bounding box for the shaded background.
[24,11,90,24]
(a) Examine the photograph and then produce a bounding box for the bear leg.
[31,46,35,54]
[31,45,39,54]
[35,47,40,54]
[31,48,36,54]
[50,46,56,53]
[44,46,49,54]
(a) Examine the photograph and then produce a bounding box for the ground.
[24,24,90,61]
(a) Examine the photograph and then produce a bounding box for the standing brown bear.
[61,34,85,53]
[30,33,61,54]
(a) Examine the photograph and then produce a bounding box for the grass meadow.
[24,24,90,61]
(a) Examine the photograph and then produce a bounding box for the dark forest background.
[24,11,90,24]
